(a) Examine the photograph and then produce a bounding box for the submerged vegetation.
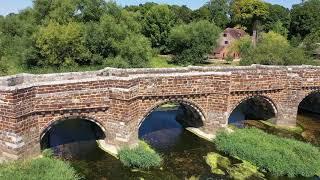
[118,141,163,169]
[214,128,320,177]
[205,152,265,179]
[0,157,80,180]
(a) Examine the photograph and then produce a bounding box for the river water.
[44,108,320,180]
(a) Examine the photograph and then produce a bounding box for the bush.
[240,32,313,66]
[169,20,221,65]
[118,141,162,169]
[214,128,320,177]
[0,157,80,180]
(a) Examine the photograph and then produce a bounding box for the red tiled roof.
[224,28,246,39]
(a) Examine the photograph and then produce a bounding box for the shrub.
[240,32,312,66]
[169,20,221,65]
[0,157,80,180]
[118,141,162,169]
[214,128,320,177]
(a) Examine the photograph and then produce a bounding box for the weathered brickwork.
[0,65,320,160]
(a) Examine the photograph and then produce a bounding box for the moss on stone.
[205,152,231,175]
[227,160,265,180]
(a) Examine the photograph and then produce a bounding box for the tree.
[35,21,90,66]
[290,0,320,38]
[192,6,211,21]
[143,5,175,53]
[264,4,290,32]
[240,32,311,65]
[229,35,253,57]
[110,35,152,68]
[207,0,230,28]
[303,29,320,57]
[271,20,289,37]
[169,20,221,65]
[170,5,193,24]
[230,0,269,46]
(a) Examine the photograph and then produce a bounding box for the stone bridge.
[0,65,320,160]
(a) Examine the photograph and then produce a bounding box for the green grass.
[118,141,163,169]
[150,56,179,68]
[214,128,320,177]
[0,157,80,180]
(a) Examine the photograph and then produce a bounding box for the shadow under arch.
[138,99,206,130]
[228,95,278,126]
[40,116,106,150]
[298,91,320,115]
[137,100,206,151]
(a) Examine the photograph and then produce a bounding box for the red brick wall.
[1,65,320,159]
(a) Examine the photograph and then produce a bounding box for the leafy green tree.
[143,5,175,53]
[290,0,320,38]
[264,4,290,32]
[240,32,311,65]
[207,0,230,28]
[35,21,89,66]
[230,0,269,46]
[271,20,289,37]
[169,20,221,65]
[76,0,107,22]
[107,35,152,68]
[303,29,320,57]
[33,0,108,23]
[85,12,151,68]
[229,35,253,57]
[170,5,193,24]
[192,6,211,21]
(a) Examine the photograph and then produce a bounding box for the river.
[43,107,320,180]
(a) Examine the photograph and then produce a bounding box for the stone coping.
[0,65,318,91]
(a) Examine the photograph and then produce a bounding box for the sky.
[0,0,301,16]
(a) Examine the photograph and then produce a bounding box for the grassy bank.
[214,128,320,177]
[0,157,80,180]
[118,141,163,169]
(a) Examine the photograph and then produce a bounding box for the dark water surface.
[46,108,320,180]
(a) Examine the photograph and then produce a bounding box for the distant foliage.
[240,32,312,65]
[0,157,80,180]
[118,141,162,169]
[303,29,320,58]
[169,20,221,65]
[290,0,320,38]
[0,0,319,76]
[214,128,320,177]
[142,5,175,53]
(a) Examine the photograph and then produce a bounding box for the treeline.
[0,0,319,75]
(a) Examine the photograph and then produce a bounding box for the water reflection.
[139,109,183,152]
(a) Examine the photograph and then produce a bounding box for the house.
[211,28,247,60]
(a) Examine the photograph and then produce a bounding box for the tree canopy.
[0,0,318,76]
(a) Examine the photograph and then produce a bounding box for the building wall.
[0,65,320,160]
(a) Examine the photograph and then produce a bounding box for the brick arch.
[298,90,320,107]
[40,115,107,141]
[227,95,279,123]
[137,99,206,129]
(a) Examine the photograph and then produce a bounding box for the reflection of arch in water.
[298,91,320,115]
[138,100,206,130]
[138,100,206,151]
[228,95,278,125]
[40,116,106,150]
